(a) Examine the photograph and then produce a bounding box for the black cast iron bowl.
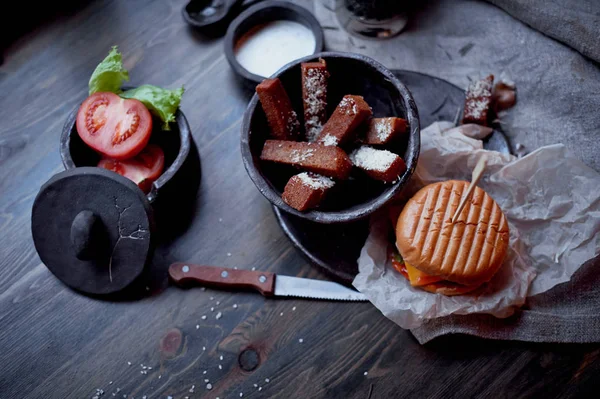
[60,92,191,203]
[241,52,420,224]
[224,1,324,84]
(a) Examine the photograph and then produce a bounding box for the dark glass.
[336,0,409,39]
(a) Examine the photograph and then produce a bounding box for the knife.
[168,263,367,301]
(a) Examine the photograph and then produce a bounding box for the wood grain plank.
[1,0,600,398]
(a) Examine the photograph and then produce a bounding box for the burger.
[393,180,509,296]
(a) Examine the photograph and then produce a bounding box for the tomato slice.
[392,257,409,280]
[76,92,153,160]
[97,144,165,193]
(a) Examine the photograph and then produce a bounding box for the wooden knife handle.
[168,263,275,297]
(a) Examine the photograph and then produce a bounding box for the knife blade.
[168,263,367,302]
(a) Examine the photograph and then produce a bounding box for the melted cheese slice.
[404,262,443,286]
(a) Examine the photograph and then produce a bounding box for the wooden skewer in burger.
[393,157,510,295]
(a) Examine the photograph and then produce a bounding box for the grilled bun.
[396,180,509,287]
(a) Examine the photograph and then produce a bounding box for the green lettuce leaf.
[88,46,129,95]
[392,251,404,264]
[88,47,184,129]
[120,85,185,130]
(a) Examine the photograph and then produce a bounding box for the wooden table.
[1,1,599,398]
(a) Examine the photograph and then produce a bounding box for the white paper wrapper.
[353,122,600,329]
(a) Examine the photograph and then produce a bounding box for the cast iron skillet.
[241,52,421,224]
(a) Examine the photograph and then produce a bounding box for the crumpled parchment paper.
[353,122,600,329]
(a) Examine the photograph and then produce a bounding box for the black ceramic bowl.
[241,52,420,224]
[60,92,191,203]
[224,1,324,84]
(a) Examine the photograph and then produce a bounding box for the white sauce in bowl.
[235,20,316,78]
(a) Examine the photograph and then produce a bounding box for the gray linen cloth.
[315,0,600,343]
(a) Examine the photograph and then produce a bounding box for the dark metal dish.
[241,52,421,224]
[182,0,245,29]
[224,1,324,84]
[60,90,192,203]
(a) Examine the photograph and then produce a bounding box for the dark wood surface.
[1,1,599,398]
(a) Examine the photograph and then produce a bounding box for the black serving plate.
[274,69,511,285]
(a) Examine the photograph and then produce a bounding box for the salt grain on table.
[189,385,195,393]
[206,383,212,390]
[299,338,304,343]
[201,315,207,320]
[233,304,238,309]
[265,378,270,383]
[219,355,224,360]
[216,312,222,320]
[196,325,200,329]
[292,306,296,311]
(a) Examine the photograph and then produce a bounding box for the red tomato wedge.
[392,257,409,280]
[76,92,153,159]
[98,144,165,193]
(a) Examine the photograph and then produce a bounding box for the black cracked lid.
[32,167,153,295]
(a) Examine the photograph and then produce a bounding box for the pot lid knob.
[71,210,109,260]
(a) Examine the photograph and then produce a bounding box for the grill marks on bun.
[396,180,509,289]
